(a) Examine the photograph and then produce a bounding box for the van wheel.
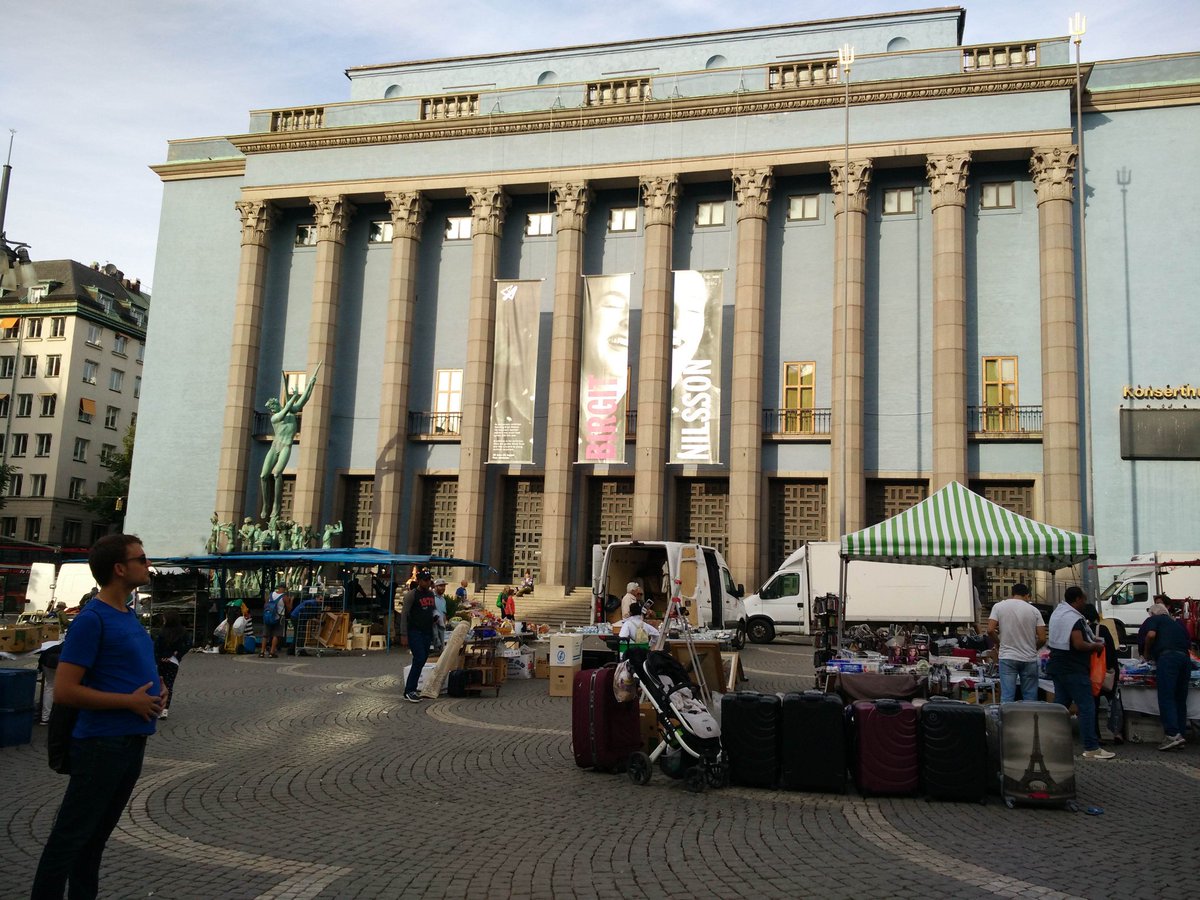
[747,617,775,644]
[731,620,747,650]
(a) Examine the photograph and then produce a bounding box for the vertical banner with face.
[489,280,542,464]
[670,270,723,464]
[578,274,631,463]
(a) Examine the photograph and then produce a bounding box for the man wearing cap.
[987,582,1047,702]
[402,570,438,702]
[620,582,644,619]
[431,578,449,651]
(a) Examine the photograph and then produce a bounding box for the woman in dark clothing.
[1084,603,1123,744]
[154,610,191,719]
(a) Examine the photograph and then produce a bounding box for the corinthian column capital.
[926,153,972,209]
[235,199,276,247]
[732,168,774,221]
[829,159,874,215]
[1030,146,1078,205]
[551,182,592,232]
[310,195,355,244]
[466,186,509,236]
[639,174,679,227]
[384,191,430,240]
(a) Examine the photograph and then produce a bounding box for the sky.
[3,0,1197,293]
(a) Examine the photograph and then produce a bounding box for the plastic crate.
[0,706,34,747]
[0,668,37,709]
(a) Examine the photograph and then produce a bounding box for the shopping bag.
[1089,648,1105,697]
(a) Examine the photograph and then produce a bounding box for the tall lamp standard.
[838,43,853,545]
[1069,12,1096,593]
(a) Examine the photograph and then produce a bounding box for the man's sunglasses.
[125,554,148,565]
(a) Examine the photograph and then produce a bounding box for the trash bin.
[0,668,37,748]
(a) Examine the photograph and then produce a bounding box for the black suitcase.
[721,692,780,789]
[448,669,467,698]
[1000,701,1077,809]
[780,691,846,793]
[920,698,988,802]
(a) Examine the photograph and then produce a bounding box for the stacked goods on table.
[0,622,58,654]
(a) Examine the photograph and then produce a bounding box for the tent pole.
[837,558,847,655]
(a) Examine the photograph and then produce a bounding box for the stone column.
[926,153,971,492]
[291,195,355,528]
[215,199,276,523]
[539,182,592,591]
[632,174,679,539]
[1031,146,1082,531]
[728,167,773,586]
[453,187,509,570]
[828,159,873,538]
[371,191,430,551]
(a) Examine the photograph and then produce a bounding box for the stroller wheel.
[628,752,652,786]
[705,761,728,789]
[684,767,706,793]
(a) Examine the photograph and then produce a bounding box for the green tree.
[84,424,134,529]
[0,462,13,509]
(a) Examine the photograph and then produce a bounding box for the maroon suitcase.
[571,665,641,772]
[852,699,919,796]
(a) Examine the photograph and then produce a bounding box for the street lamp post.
[838,43,853,545]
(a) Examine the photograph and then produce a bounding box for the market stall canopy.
[840,481,1095,571]
[152,548,494,571]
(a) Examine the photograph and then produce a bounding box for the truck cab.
[1097,551,1200,643]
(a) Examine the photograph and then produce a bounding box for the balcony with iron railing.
[968,405,1043,438]
[408,411,463,439]
[762,408,832,438]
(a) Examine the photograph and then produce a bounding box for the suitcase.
[999,701,1077,809]
[920,698,988,802]
[852,699,919,796]
[984,704,1002,795]
[779,691,846,793]
[721,692,781,789]
[571,665,641,772]
[448,669,467,698]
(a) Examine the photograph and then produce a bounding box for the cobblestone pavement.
[2,640,1196,899]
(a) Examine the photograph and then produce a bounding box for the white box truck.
[742,541,978,643]
[23,561,99,614]
[591,540,747,644]
[1096,551,1200,642]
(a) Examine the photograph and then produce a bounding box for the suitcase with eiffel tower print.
[999,701,1078,810]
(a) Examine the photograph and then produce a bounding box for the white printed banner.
[578,274,631,463]
[670,270,723,464]
[489,280,542,464]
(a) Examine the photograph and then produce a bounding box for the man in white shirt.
[619,582,643,619]
[987,583,1048,702]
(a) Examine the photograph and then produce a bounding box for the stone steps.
[513,587,594,627]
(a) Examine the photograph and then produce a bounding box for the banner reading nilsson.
[578,274,631,463]
[489,280,542,463]
[670,270,723,464]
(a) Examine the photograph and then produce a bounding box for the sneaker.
[159,709,169,720]
[1158,734,1186,751]
[404,691,423,703]
[1082,748,1116,760]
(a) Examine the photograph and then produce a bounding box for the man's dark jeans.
[405,629,433,694]
[1156,650,1190,738]
[31,734,147,900]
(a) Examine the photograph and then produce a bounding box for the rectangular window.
[35,434,52,457]
[25,518,40,542]
[787,194,820,221]
[45,355,61,377]
[444,216,472,240]
[608,208,637,232]
[137,342,145,362]
[295,224,317,246]
[695,201,726,227]
[74,437,89,462]
[114,334,128,355]
[22,355,37,377]
[0,356,13,378]
[2,321,18,340]
[16,394,32,417]
[109,369,124,392]
[30,474,46,496]
[525,212,553,236]
[0,517,15,537]
[105,406,120,429]
[883,187,916,215]
[100,443,116,464]
[0,396,8,418]
[782,362,817,434]
[63,520,82,544]
[368,220,393,243]
[433,368,463,433]
[78,398,95,424]
[11,434,27,457]
[134,376,141,399]
[86,324,103,347]
[26,318,43,338]
[982,356,1019,432]
[981,182,1016,209]
[8,474,21,496]
[50,316,66,338]
[68,479,86,501]
[283,371,307,395]
[26,285,49,303]
[83,360,98,384]
[39,394,56,417]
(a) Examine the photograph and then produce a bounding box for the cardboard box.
[549,634,583,667]
[534,657,549,679]
[549,663,580,697]
[0,627,37,654]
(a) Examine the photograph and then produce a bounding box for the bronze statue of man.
[260,363,321,520]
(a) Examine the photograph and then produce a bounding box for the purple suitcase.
[571,665,641,772]
[852,699,919,796]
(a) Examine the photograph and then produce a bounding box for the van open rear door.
[674,543,711,628]
[25,562,57,613]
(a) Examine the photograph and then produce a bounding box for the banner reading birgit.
[489,280,542,464]
[670,270,723,464]
[578,274,631,463]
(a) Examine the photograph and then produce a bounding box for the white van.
[1097,551,1200,642]
[591,540,747,643]
[24,562,99,613]
[742,541,977,643]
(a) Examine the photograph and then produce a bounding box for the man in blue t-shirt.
[1142,602,1192,751]
[31,534,164,899]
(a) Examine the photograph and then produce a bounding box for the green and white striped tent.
[841,481,1095,571]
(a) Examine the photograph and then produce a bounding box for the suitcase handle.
[874,699,902,714]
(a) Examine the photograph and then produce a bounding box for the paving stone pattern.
[1,641,1194,899]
